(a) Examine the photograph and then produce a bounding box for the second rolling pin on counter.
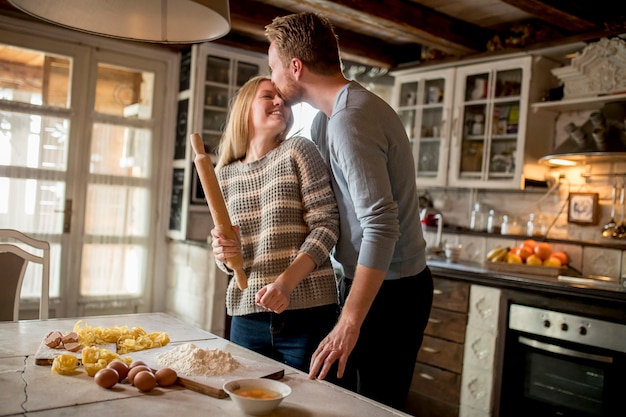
[190,133,247,290]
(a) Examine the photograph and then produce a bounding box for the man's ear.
[290,57,303,80]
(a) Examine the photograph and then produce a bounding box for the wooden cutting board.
[122,339,284,399]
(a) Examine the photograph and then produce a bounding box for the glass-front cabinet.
[448,56,558,189]
[168,43,267,240]
[393,68,455,187]
[196,49,264,156]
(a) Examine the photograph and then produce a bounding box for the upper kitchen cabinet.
[392,69,455,187]
[448,56,559,189]
[168,43,268,241]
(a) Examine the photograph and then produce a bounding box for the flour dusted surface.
[156,343,240,376]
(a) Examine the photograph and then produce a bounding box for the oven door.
[500,329,624,417]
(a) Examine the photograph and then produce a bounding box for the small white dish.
[223,378,291,416]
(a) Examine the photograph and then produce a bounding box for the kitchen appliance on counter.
[500,304,626,417]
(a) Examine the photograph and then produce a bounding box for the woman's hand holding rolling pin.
[211,225,242,263]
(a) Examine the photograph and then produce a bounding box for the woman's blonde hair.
[216,75,294,170]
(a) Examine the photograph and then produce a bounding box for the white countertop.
[0,313,412,417]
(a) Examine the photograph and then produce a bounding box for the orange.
[526,254,543,266]
[522,239,538,251]
[550,251,568,265]
[534,242,553,260]
[514,246,532,261]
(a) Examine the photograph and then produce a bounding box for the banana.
[487,247,509,262]
[492,249,509,263]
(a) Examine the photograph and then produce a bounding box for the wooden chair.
[0,229,50,321]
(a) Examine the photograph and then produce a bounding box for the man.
[265,12,434,411]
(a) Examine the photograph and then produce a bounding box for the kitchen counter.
[0,313,411,417]
[426,258,626,319]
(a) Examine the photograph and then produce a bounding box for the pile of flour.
[156,343,241,376]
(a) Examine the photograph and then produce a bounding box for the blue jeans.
[230,304,338,373]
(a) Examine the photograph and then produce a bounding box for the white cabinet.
[168,43,268,240]
[448,56,559,189]
[392,56,560,190]
[392,68,455,187]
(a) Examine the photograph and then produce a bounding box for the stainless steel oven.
[500,304,626,417]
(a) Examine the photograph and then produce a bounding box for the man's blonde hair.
[265,12,342,76]
[216,76,294,170]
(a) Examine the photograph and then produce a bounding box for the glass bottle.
[487,209,500,234]
[527,213,536,237]
[501,215,522,235]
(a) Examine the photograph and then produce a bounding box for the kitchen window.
[0,18,177,318]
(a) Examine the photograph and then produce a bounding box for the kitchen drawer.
[418,335,464,374]
[432,278,469,313]
[405,392,459,417]
[425,307,468,343]
[410,362,461,404]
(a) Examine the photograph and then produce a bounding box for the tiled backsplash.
[420,156,626,282]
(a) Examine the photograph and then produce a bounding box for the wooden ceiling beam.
[501,0,601,32]
[228,0,420,68]
[257,0,492,55]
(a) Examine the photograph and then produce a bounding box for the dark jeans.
[337,267,434,411]
[230,304,338,373]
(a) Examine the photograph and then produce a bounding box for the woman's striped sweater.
[217,137,340,316]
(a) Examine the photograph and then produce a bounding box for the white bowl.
[223,378,291,415]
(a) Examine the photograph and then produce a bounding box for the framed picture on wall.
[568,192,599,225]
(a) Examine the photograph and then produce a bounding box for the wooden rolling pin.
[190,133,247,290]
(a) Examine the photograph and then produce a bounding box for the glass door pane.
[0,44,73,301]
[81,63,156,297]
[459,72,489,178]
[488,68,522,178]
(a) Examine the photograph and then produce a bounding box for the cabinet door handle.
[422,346,439,353]
[428,317,441,324]
[433,289,443,295]
[419,372,435,381]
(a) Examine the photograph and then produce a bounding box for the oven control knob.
[579,326,587,335]
[561,323,569,331]
[543,319,550,328]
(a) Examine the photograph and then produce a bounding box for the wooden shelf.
[531,92,626,112]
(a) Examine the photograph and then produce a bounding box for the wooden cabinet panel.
[418,335,464,373]
[410,362,461,404]
[409,277,469,416]
[425,307,468,343]
[405,392,460,417]
[432,278,469,312]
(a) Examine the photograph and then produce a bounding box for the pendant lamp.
[8,0,230,43]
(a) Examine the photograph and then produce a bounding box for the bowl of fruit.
[486,239,568,277]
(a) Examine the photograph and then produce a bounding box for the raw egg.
[94,368,119,389]
[128,365,152,385]
[133,370,157,392]
[129,360,148,369]
[155,367,178,387]
[107,360,129,381]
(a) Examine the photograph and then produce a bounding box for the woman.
[210,76,340,373]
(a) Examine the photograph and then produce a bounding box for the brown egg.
[94,368,119,389]
[133,370,157,392]
[127,365,152,385]
[107,360,129,381]
[129,360,147,369]
[155,367,178,387]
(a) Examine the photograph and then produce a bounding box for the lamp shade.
[9,0,230,43]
